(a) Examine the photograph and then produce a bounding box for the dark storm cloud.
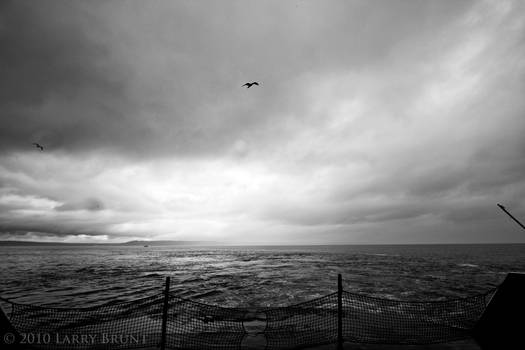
[0,1,129,152]
[55,197,104,212]
[0,212,109,238]
[0,0,475,158]
[0,2,118,103]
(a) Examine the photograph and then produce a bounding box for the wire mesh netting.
[263,292,338,350]
[341,290,492,345]
[3,293,165,349]
[0,286,494,350]
[164,293,246,350]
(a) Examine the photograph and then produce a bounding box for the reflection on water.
[1,244,524,308]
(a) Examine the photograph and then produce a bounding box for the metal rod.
[498,204,525,230]
[160,276,170,350]
[337,274,343,350]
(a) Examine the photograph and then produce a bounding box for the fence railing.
[0,274,495,350]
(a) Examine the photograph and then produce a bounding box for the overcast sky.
[1,0,524,244]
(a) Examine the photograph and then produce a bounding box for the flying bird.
[242,82,259,88]
[32,143,44,151]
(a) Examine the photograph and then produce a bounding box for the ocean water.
[1,244,524,308]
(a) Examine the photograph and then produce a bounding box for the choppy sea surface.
[1,244,524,308]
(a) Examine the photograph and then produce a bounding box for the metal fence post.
[337,274,343,350]
[160,276,170,350]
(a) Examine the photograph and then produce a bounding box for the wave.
[457,263,479,268]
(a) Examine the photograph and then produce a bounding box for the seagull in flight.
[32,142,44,151]
[242,82,259,88]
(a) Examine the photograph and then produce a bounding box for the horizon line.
[1,239,525,246]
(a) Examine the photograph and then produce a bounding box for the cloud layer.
[1,0,524,243]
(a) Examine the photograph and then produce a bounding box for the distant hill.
[121,240,215,246]
[0,240,218,246]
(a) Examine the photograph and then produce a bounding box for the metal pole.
[160,276,170,350]
[498,204,525,230]
[337,274,343,350]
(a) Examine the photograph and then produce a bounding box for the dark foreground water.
[1,244,524,308]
